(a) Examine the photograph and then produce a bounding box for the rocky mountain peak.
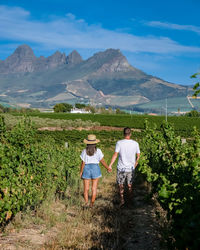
[66,50,83,65]
[92,48,131,73]
[12,44,36,59]
[0,44,36,73]
[93,49,123,60]
[103,48,122,56]
[47,51,66,65]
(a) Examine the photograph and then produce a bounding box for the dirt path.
[0,172,166,250]
[85,173,166,250]
[115,177,166,250]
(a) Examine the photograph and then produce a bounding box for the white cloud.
[65,13,76,20]
[0,5,30,19]
[147,21,200,35]
[0,5,200,54]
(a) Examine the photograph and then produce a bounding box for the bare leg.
[91,178,99,207]
[128,184,133,200]
[83,179,90,204]
[119,184,125,206]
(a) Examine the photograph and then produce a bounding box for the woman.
[80,134,111,207]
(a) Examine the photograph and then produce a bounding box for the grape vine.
[0,116,80,225]
[138,121,200,249]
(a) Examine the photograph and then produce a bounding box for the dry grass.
[44,173,118,249]
[0,171,118,249]
[0,159,167,250]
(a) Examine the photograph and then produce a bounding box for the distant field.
[135,97,200,113]
[13,112,200,135]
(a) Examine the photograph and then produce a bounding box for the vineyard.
[13,112,200,136]
[36,129,143,149]
[138,121,200,249]
[0,116,80,225]
[0,113,200,249]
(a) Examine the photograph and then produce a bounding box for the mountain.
[0,45,82,74]
[66,50,83,65]
[0,45,36,74]
[0,45,192,108]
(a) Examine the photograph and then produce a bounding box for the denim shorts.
[82,164,102,179]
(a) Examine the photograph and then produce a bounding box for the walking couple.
[80,127,140,207]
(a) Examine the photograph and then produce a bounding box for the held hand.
[80,172,83,178]
[107,167,112,173]
[107,165,112,173]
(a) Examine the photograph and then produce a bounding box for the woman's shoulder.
[81,148,86,154]
[96,148,102,152]
[96,148,103,155]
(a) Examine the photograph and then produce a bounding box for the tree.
[89,106,96,114]
[185,110,200,117]
[108,107,113,114]
[75,103,86,109]
[53,103,73,113]
[99,107,107,114]
[85,105,96,113]
[191,73,200,97]
[116,108,126,114]
[116,108,121,114]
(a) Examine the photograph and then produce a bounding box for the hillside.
[0,45,192,108]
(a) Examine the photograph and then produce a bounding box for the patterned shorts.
[116,170,135,185]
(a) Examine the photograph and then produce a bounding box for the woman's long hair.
[86,144,97,156]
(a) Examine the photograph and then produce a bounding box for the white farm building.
[70,108,91,114]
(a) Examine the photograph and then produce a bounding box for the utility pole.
[165,98,168,122]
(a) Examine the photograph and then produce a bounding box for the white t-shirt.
[80,148,104,164]
[115,139,140,172]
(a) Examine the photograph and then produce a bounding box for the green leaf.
[175,209,183,214]
[193,82,200,90]
[158,186,170,198]
[191,73,200,78]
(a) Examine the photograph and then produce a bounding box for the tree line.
[53,103,126,114]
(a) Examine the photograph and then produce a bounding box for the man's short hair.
[124,127,131,136]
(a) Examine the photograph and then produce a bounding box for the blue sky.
[0,0,200,85]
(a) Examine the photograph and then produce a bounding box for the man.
[109,127,140,206]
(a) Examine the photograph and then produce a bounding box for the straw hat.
[83,134,100,144]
